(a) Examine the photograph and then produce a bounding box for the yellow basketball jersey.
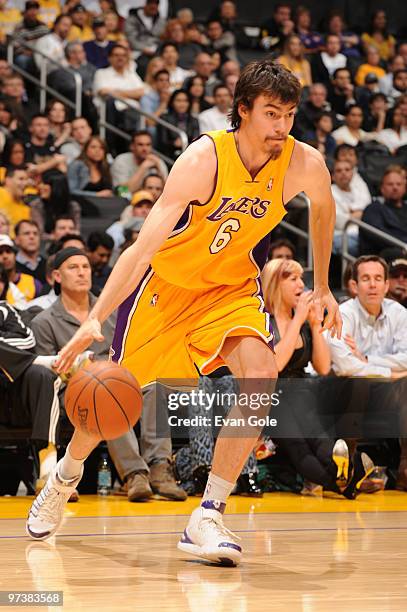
[152,129,295,289]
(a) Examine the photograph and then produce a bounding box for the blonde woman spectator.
[0,212,11,237]
[277,34,312,87]
[143,56,166,92]
[0,0,22,44]
[104,9,124,41]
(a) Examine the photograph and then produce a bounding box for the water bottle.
[97,454,111,496]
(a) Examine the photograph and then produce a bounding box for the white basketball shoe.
[26,460,83,540]
[178,502,242,566]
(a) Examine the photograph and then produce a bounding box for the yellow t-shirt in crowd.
[0,6,22,43]
[361,33,396,62]
[38,0,61,28]
[68,24,94,42]
[277,55,312,87]
[355,63,386,87]
[0,187,31,238]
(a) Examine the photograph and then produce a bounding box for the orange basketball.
[65,361,142,440]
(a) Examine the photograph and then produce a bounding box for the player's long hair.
[261,258,303,314]
[230,59,302,129]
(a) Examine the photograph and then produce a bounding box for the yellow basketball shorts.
[110,268,273,387]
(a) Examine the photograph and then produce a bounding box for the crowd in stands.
[0,0,406,501]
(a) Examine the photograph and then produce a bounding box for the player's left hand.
[312,286,342,338]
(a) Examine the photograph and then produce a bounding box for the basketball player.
[27,60,342,565]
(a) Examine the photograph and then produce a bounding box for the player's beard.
[265,137,286,159]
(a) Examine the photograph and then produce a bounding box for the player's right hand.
[54,319,105,374]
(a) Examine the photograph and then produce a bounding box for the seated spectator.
[0,139,27,175]
[93,43,145,139]
[311,34,347,86]
[326,10,361,60]
[15,219,46,283]
[303,111,336,160]
[198,84,231,133]
[293,83,331,138]
[362,92,388,132]
[205,19,237,64]
[46,100,71,149]
[0,101,16,154]
[0,167,32,234]
[361,9,396,63]
[2,72,39,132]
[379,55,406,98]
[260,258,365,497]
[0,0,22,45]
[387,69,407,108]
[104,9,125,42]
[111,130,168,194]
[355,46,386,88]
[67,3,94,42]
[86,230,114,293]
[35,14,72,74]
[142,172,164,202]
[59,116,92,165]
[260,3,294,54]
[32,246,186,502]
[140,69,171,137]
[331,159,368,256]
[277,34,312,88]
[190,52,218,99]
[11,1,49,74]
[332,104,378,146]
[107,188,154,251]
[294,5,323,56]
[24,114,67,178]
[334,144,372,204]
[124,0,166,60]
[387,257,407,308]
[143,56,166,93]
[209,1,252,51]
[376,103,407,153]
[269,237,296,260]
[83,17,114,68]
[361,166,407,254]
[67,136,113,197]
[184,75,212,117]
[327,67,356,117]
[20,253,57,312]
[48,231,86,255]
[156,89,200,159]
[159,42,191,92]
[161,17,203,71]
[48,41,97,127]
[0,233,42,304]
[50,214,77,242]
[0,293,64,496]
[326,255,407,489]
[33,173,73,235]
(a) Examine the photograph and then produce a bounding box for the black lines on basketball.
[93,383,104,439]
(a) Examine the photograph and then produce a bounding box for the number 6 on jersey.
[209,218,241,254]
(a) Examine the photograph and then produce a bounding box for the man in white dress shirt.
[198,84,232,133]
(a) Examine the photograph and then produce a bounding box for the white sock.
[58,444,86,480]
[39,447,57,479]
[33,355,57,371]
[201,472,235,513]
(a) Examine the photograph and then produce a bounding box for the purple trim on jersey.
[219,542,242,552]
[111,267,152,362]
[171,205,191,233]
[201,500,226,514]
[252,232,272,271]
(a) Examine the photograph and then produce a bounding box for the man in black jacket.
[361,166,407,255]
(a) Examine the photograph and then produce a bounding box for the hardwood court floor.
[1,492,407,611]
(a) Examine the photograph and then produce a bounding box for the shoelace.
[30,481,72,525]
[200,517,241,543]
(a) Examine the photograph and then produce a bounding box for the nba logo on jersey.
[266,177,274,191]
[151,294,159,306]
